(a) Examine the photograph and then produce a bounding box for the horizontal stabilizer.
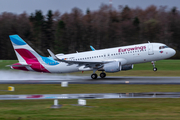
[6,64,31,67]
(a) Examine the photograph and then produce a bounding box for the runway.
[0,76,180,84]
[1,92,180,100]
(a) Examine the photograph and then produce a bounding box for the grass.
[0,60,18,70]
[1,99,180,120]
[1,59,180,76]
[1,84,180,94]
[1,59,180,70]
[1,84,180,119]
[70,59,180,76]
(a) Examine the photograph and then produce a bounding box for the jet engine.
[103,61,121,73]
[121,64,134,71]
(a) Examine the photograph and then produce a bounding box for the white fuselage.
[40,43,176,73]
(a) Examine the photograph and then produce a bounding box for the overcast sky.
[0,0,180,15]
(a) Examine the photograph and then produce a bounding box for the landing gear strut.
[151,61,157,71]
[100,72,106,78]
[91,69,98,79]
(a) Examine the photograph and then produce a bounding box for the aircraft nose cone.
[171,49,176,56]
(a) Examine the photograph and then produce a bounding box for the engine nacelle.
[103,61,121,73]
[121,64,134,71]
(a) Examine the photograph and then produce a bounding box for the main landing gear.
[91,72,107,79]
[91,69,106,79]
[100,72,106,78]
[91,73,98,79]
[151,61,157,71]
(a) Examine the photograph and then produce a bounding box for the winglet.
[90,46,95,51]
[47,49,60,61]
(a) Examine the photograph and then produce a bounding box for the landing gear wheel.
[153,67,157,71]
[100,73,106,78]
[151,61,157,72]
[91,73,98,79]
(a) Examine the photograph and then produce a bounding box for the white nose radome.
[170,48,176,57]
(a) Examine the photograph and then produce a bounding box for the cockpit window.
[159,46,169,49]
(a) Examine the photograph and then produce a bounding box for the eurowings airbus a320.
[8,35,176,79]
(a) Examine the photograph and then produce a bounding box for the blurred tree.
[171,7,177,15]
[1,5,180,59]
[143,19,160,42]
[29,10,45,55]
[86,8,90,15]
[42,10,54,54]
[54,20,66,53]
[121,5,131,21]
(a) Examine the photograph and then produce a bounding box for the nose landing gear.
[151,61,157,71]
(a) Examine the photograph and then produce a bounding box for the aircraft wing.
[47,49,111,68]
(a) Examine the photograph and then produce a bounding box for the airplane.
[8,34,176,79]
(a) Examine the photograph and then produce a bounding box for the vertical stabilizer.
[9,35,40,64]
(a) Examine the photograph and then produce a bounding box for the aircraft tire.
[91,73,98,79]
[153,67,157,71]
[100,73,106,78]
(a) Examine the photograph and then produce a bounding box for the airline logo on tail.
[9,35,59,73]
[9,35,27,45]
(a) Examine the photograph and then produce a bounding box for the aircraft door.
[148,43,154,55]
